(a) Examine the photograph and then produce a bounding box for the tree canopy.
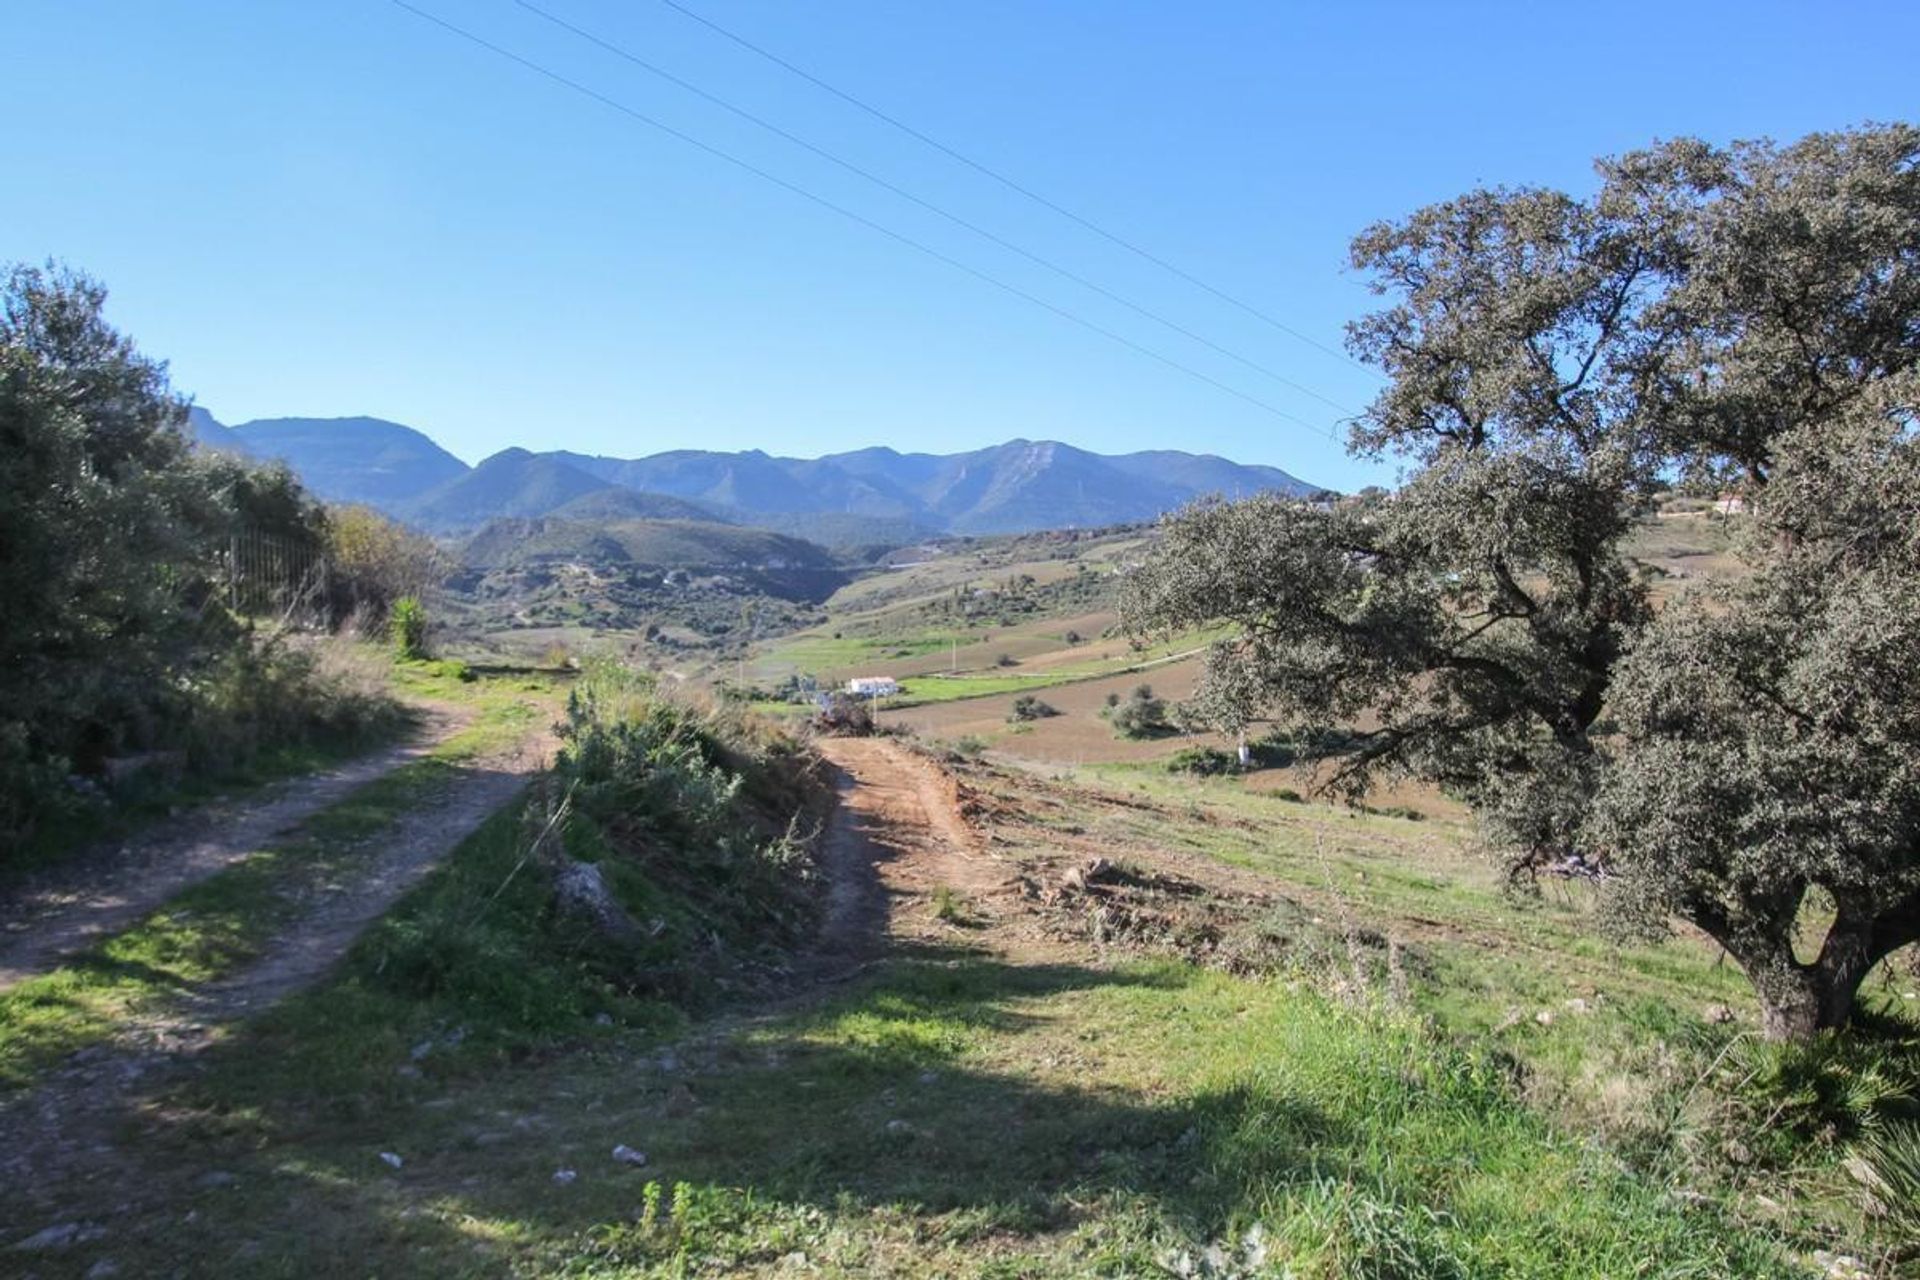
[0,263,384,855]
[1124,124,1920,1039]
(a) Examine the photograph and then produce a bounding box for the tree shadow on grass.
[9,950,1354,1275]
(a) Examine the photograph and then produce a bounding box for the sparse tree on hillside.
[1123,125,1920,1039]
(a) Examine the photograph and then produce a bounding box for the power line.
[513,0,1353,415]
[654,0,1377,377]
[386,0,1339,439]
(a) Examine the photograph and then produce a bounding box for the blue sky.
[4,2,1914,492]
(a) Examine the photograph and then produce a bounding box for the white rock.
[552,1168,578,1185]
[378,1151,404,1170]
[13,1222,105,1251]
[611,1144,648,1167]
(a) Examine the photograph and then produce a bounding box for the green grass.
[5,677,1901,1273]
[26,952,1801,1276]
[0,670,556,1089]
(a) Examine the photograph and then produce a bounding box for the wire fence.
[223,528,330,628]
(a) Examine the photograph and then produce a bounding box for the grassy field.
[6,704,1912,1275]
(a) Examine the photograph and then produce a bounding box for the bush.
[0,264,402,859]
[546,669,828,1000]
[1107,684,1170,739]
[1717,1031,1920,1163]
[1008,694,1058,723]
[390,595,429,661]
[1168,746,1237,776]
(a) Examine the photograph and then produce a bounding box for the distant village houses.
[845,676,901,699]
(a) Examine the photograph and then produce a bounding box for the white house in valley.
[845,677,901,699]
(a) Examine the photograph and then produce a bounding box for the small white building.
[846,677,901,699]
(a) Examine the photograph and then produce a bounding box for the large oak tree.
[1124,125,1920,1040]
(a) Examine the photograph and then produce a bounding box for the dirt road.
[811,736,1040,959]
[0,706,477,992]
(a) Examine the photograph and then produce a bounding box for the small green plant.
[931,884,967,925]
[390,595,429,661]
[1847,1121,1920,1246]
[1720,1032,1920,1161]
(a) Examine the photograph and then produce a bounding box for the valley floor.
[5,714,1892,1277]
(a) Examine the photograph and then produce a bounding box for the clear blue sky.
[4,2,1914,491]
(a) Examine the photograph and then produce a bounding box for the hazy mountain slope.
[205,412,1326,537]
[923,440,1191,533]
[459,516,835,571]
[732,510,938,554]
[397,449,613,532]
[183,406,249,455]
[547,487,729,524]
[231,416,469,506]
[1105,450,1322,500]
[549,449,819,514]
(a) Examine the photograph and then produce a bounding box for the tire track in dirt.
[0,718,558,1214]
[0,704,473,993]
[810,736,1057,962]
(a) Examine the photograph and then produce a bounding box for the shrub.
[390,595,429,661]
[1168,746,1237,776]
[1007,694,1058,723]
[1108,684,1170,739]
[546,669,828,1001]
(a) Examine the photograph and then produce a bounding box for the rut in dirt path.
[0,720,558,1208]
[810,736,1027,958]
[0,704,476,993]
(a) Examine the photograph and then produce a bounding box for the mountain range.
[187,409,1325,543]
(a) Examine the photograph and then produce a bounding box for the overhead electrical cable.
[387,0,1338,439]
[653,0,1377,377]
[512,0,1353,415]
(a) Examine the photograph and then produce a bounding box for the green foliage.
[389,595,429,660]
[1168,746,1238,776]
[324,503,447,628]
[1123,125,1920,1039]
[0,263,390,858]
[1849,1122,1920,1247]
[1106,683,1170,739]
[546,667,826,998]
[1007,694,1059,723]
[1719,1031,1920,1159]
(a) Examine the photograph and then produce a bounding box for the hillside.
[229,415,469,506]
[397,448,613,532]
[458,516,834,572]
[546,486,725,525]
[185,411,1326,538]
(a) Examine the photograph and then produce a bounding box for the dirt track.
[811,736,1055,961]
[0,706,474,992]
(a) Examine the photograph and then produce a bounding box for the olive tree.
[1123,125,1920,1039]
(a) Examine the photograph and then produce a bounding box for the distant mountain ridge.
[185,409,1326,539]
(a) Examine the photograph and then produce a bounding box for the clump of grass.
[389,595,429,660]
[1848,1121,1920,1248]
[930,885,968,926]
